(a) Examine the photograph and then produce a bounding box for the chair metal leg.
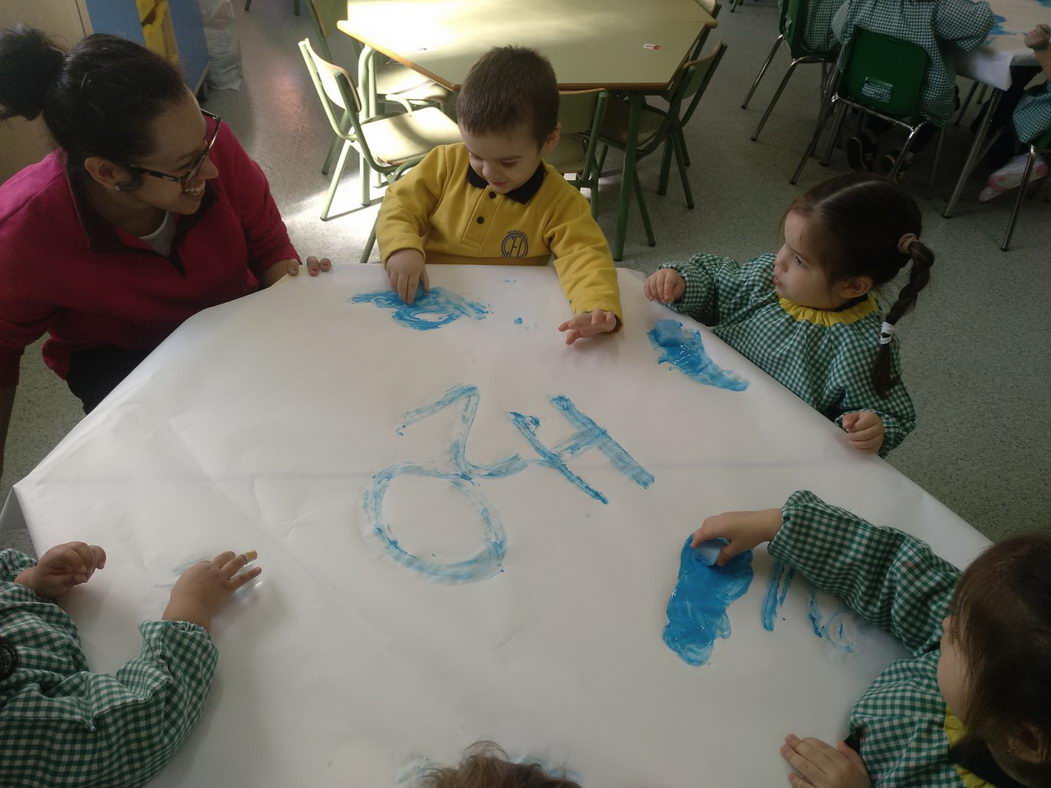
[673,129,695,209]
[597,143,610,178]
[819,102,848,165]
[613,93,643,262]
[752,59,799,142]
[926,125,946,200]
[293,0,300,14]
[889,125,924,180]
[945,90,1002,218]
[955,81,979,126]
[742,35,784,110]
[322,140,354,220]
[359,150,371,206]
[633,169,656,247]
[360,223,378,264]
[244,0,251,9]
[657,139,674,196]
[791,96,836,185]
[322,111,352,175]
[1001,145,1037,251]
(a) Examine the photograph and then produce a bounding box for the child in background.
[645,173,929,456]
[0,541,261,786]
[377,47,622,345]
[980,25,1051,202]
[691,494,1051,787]
[418,741,581,787]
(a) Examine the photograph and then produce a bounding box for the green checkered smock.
[659,254,916,455]
[1013,81,1051,145]
[831,0,994,123]
[0,549,218,787]
[780,0,845,54]
[772,491,982,787]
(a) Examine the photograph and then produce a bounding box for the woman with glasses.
[0,27,330,477]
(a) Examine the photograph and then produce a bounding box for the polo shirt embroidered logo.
[501,231,529,258]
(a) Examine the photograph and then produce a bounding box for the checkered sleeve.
[0,620,218,787]
[932,0,994,52]
[658,253,761,324]
[0,549,36,582]
[770,491,959,656]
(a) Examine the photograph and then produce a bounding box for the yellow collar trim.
[778,293,878,326]
[944,710,994,788]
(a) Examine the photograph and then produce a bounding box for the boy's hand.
[558,310,618,345]
[644,268,686,303]
[781,735,871,788]
[1024,25,1049,51]
[690,509,782,567]
[385,249,429,304]
[162,550,262,632]
[841,411,885,455]
[14,542,107,599]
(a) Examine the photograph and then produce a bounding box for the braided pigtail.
[871,239,934,397]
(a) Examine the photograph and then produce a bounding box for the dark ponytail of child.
[787,172,934,399]
[0,634,18,681]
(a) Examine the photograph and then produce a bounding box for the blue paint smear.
[508,395,655,504]
[807,586,856,652]
[761,560,796,631]
[648,320,749,391]
[664,537,754,666]
[986,14,1022,40]
[350,287,490,330]
[514,317,524,325]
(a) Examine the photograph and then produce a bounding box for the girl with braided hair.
[644,173,933,457]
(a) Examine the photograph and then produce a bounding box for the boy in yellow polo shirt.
[376,46,621,344]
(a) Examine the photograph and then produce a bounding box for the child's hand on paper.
[841,411,885,455]
[14,542,107,599]
[162,550,262,632]
[781,735,871,788]
[558,309,618,345]
[690,509,782,566]
[644,268,685,304]
[386,249,429,304]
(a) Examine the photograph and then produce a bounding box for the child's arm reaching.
[0,547,261,787]
[692,491,958,656]
[644,253,759,325]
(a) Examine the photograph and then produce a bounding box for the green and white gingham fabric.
[780,0,843,54]
[771,490,965,786]
[0,549,218,787]
[831,0,995,123]
[659,254,916,455]
[1013,81,1051,145]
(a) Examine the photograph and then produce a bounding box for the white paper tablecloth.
[958,0,1049,89]
[3,264,990,786]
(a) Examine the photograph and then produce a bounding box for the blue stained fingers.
[351,287,490,330]
[363,463,507,583]
[760,560,796,631]
[664,537,754,666]
[648,319,749,392]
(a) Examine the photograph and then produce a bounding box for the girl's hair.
[418,741,580,788]
[0,634,18,681]
[0,26,186,185]
[950,534,1051,781]
[785,172,934,398]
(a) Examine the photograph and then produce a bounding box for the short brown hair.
[949,534,1051,779]
[456,47,559,147]
[418,741,580,788]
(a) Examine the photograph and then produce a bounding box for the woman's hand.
[781,735,871,788]
[386,249,428,304]
[644,268,686,303]
[14,542,107,599]
[558,309,618,345]
[162,550,262,632]
[689,509,782,567]
[841,411,885,455]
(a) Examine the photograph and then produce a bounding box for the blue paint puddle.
[807,586,855,652]
[350,287,490,330]
[664,537,753,666]
[514,317,524,325]
[761,560,795,631]
[648,320,749,391]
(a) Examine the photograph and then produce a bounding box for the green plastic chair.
[298,39,461,261]
[741,0,839,142]
[543,90,609,218]
[689,0,721,60]
[596,42,728,257]
[791,27,943,192]
[1001,126,1051,251]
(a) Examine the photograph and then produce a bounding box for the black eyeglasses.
[120,110,222,190]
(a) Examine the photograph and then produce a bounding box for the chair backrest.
[546,89,607,176]
[839,28,929,120]
[782,0,836,59]
[298,38,363,133]
[673,41,728,129]
[558,89,606,136]
[693,0,721,17]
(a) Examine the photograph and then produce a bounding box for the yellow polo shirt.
[376,143,622,320]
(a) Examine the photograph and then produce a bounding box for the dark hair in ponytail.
[0,634,18,681]
[0,26,186,178]
[785,172,934,398]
